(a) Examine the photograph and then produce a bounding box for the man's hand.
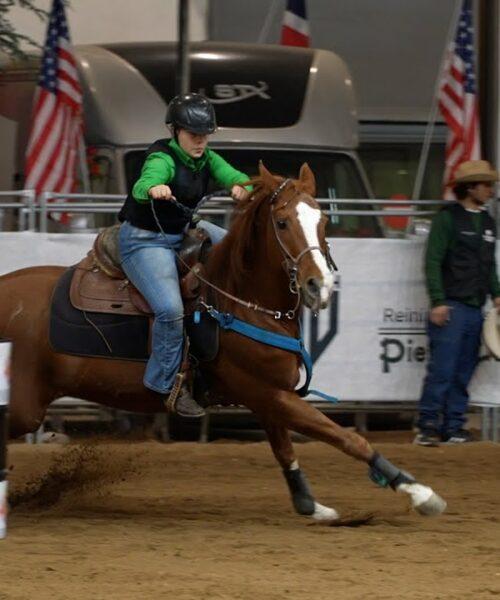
[494,297,500,314]
[148,185,174,200]
[430,305,450,327]
[231,185,249,202]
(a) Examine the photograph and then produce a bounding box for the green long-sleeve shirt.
[425,207,500,307]
[132,138,250,202]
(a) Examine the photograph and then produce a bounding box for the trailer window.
[215,149,381,238]
[359,142,445,200]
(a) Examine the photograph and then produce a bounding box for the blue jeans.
[417,300,483,436]
[119,219,226,393]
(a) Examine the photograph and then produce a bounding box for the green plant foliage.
[0,0,48,60]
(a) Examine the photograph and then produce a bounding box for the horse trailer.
[0,42,380,236]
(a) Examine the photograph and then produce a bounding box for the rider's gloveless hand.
[149,185,175,200]
[231,185,249,202]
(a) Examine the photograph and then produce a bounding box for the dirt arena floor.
[2,437,500,600]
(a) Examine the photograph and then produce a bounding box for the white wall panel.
[8,0,208,47]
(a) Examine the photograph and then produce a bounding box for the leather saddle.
[69,224,211,317]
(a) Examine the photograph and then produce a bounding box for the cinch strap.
[206,307,337,402]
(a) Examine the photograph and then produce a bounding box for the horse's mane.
[208,176,281,289]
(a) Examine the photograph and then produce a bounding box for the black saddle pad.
[50,267,219,363]
[50,267,150,361]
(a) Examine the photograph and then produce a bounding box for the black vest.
[442,203,496,305]
[118,139,211,233]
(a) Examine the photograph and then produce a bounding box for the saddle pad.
[50,267,150,361]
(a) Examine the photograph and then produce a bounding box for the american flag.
[24,0,84,223]
[281,0,310,47]
[438,0,481,196]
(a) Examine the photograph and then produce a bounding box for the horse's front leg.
[260,417,339,522]
[271,390,446,517]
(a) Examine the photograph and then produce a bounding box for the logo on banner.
[199,82,271,104]
[378,307,428,373]
[307,278,340,364]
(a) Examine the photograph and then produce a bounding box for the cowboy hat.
[452,160,498,184]
[482,307,500,359]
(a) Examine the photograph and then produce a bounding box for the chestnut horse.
[0,163,446,521]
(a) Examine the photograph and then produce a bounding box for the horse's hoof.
[397,483,447,516]
[40,431,70,445]
[414,491,447,516]
[311,502,340,522]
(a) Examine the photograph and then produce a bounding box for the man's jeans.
[119,219,226,393]
[417,300,483,436]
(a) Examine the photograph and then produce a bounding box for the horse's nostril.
[306,277,321,296]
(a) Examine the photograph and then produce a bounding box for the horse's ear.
[259,161,278,191]
[299,163,316,196]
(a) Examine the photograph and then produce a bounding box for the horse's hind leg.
[8,364,52,439]
[261,418,339,521]
[264,390,446,517]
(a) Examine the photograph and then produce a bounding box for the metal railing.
[0,190,452,233]
[34,192,447,230]
[0,189,37,231]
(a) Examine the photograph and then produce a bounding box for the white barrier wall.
[304,239,500,405]
[0,233,499,405]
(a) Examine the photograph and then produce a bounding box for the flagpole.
[258,0,282,43]
[176,0,190,95]
[78,136,90,193]
[411,0,463,201]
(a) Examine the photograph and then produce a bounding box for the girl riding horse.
[118,93,250,418]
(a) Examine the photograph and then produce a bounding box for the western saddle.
[70,223,211,317]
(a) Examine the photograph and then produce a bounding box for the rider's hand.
[430,305,450,327]
[148,185,174,200]
[231,185,249,202]
[494,297,500,314]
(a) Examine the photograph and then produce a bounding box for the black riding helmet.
[165,93,217,135]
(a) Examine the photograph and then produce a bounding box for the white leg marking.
[397,483,447,516]
[312,501,340,522]
[296,202,334,302]
[289,460,300,471]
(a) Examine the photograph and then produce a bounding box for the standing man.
[415,160,500,445]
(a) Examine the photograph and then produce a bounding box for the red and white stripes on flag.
[24,0,84,223]
[438,0,481,197]
[281,0,310,47]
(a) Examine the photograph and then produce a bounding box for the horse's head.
[257,162,336,312]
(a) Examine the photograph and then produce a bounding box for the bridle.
[269,178,337,301]
[151,180,337,320]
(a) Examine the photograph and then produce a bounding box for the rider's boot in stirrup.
[174,384,205,418]
[165,373,205,418]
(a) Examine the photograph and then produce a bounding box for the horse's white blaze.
[311,501,340,522]
[296,202,334,302]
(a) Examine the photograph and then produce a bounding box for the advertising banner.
[0,233,499,405]
[302,239,500,405]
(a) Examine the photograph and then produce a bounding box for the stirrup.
[164,372,186,413]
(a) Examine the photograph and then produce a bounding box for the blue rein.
[200,306,338,403]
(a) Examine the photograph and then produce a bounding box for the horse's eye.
[277,220,287,230]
